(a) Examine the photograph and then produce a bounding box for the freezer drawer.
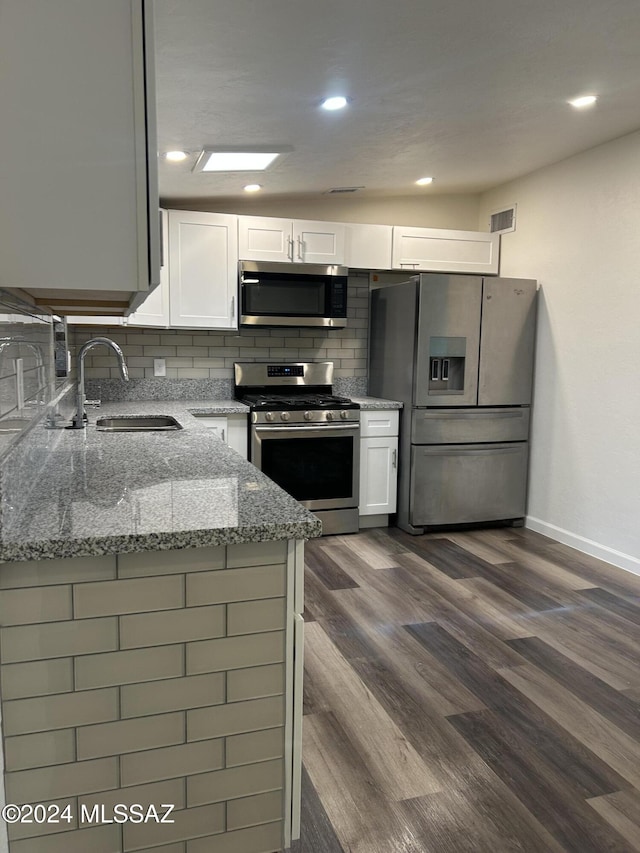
[410,441,528,526]
[412,407,530,444]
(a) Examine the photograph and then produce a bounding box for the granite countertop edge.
[350,396,403,410]
[0,520,322,565]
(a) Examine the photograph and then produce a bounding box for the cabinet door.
[168,211,238,329]
[392,226,499,275]
[238,216,293,262]
[194,414,248,459]
[0,0,158,302]
[127,210,170,327]
[359,436,398,515]
[293,220,345,264]
[195,416,228,443]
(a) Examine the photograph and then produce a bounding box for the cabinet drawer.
[360,409,399,437]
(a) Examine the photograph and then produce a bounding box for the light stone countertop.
[0,399,321,564]
[350,396,403,410]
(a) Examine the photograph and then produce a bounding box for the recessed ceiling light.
[244,184,262,193]
[165,150,188,162]
[193,146,292,172]
[321,96,349,111]
[568,95,597,108]
[416,177,434,186]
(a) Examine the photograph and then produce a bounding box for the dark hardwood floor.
[292,526,640,853]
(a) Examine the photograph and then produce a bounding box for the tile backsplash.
[72,273,369,390]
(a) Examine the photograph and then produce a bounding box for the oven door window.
[243,276,327,317]
[261,434,354,501]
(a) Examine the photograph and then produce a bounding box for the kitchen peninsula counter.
[0,399,312,852]
[0,399,320,564]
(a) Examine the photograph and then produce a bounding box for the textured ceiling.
[154,0,640,202]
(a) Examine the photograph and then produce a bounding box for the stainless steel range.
[235,362,360,535]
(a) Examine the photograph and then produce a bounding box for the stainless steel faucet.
[69,337,129,429]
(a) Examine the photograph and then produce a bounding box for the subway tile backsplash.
[75,273,370,400]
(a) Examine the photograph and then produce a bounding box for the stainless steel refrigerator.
[369,274,537,533]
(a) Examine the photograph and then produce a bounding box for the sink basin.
[95,415,182,432]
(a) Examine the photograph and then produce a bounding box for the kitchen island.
[0,401,320,853]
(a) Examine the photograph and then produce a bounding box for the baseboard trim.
[358,514,390,529]
[525,516,640,577]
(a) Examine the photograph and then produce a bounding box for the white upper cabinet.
[392,226,500,275]
[0,0,159,311]
[168,210,239,330]
[238,217,346,264]
[343,223,393,270]
[127,210,170,327]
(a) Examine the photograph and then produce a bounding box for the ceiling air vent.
[324,186,364,194]
[490,204,517,234]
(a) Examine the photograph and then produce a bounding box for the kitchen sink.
[95,415,182,432]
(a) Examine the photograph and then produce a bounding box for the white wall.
[479,130,640,572]
[163,192,481,231]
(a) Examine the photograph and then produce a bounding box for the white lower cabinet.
[194,414,248,459]
[359,409,399,520]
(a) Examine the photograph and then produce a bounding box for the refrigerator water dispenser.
[428,337,466,393]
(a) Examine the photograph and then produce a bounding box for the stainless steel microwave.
[240,261,348,328]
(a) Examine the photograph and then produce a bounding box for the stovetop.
[239,392,360,412]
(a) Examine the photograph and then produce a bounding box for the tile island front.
[0,401,320,853]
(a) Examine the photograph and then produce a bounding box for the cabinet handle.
[287,236,294,261]
[297,236,305,260]
[392,449,397,468]
[221,428,226,443]
[230,295,235,320]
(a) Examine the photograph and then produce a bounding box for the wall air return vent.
[490,204,517,234]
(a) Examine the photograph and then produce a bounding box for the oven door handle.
[253,424,359,434]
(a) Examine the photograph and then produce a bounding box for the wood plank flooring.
[292,526,640,853]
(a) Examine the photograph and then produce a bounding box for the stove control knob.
[281,411,291,422]
[265,412,275,422]
[304,411,312,421]
[326,411,334,421]
[340,410,349,420]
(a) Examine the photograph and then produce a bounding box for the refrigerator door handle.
[418,445,523,457]
[419,410,524,420]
